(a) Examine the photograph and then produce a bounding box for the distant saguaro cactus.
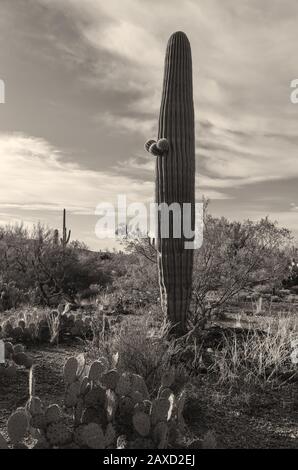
[145,31,196,334]
[53,209,71,247]
[61,209,71,248]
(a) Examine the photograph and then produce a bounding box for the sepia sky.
[0,0,298,249]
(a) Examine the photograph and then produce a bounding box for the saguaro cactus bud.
[145,31,195,334]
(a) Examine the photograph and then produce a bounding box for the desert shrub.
[282,251,298,288]
[95,291,134,316]
[113,240,159,309]
[0,223,112,309]
[119,211,292,330]
[95,282,158,317]
[88,236,159,317]
[0,281,25,310]
[77,284,102,302]
[191,209,292,328]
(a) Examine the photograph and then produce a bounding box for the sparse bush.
[0,281,24,311]
[191,209,292,329]
[0,223,112,310]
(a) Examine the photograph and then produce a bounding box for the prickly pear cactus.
[0,341,33,378]
[0,309,94,346]
[4,355,186,449]
[0,313,51,344]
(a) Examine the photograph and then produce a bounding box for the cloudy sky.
[0,0,297,249]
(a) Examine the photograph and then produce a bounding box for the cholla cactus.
[145,32,195,335]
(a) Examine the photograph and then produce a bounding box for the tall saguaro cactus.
[145,31,195,335]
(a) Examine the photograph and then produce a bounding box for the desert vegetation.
[0,31,297,450]
[0,206,297,449]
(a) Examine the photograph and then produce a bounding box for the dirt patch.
[185,378,298,449]
[0,344,81,439]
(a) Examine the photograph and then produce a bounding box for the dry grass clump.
[211,314,297,387]
[88,313,189,394]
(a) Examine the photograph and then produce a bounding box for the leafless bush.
[0,223,111,309]
[191,206,292,329]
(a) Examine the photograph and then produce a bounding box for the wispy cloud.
[0,133,153,214]
[1,0,298,244]
[42,0,298,186]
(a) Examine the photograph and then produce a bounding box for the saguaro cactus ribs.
[145,31,196,334]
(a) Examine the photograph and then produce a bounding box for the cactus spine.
[145,32,195,334]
